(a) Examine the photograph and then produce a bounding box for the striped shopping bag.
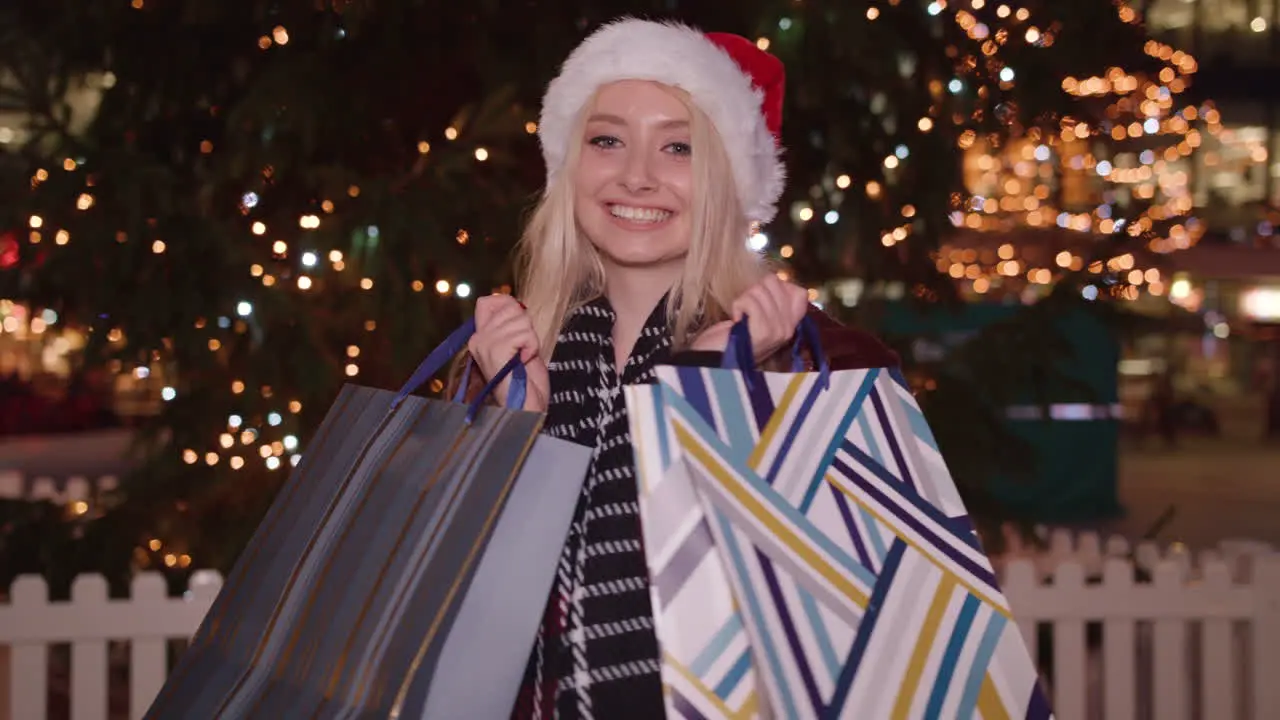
[146,320,592,720]
[626,317,1051,720]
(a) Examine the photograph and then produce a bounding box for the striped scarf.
[512,296,672,720]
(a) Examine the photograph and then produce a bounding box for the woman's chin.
[596,245,689,271]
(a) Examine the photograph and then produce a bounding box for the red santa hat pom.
[538,18,787,224]
[704,32,785,145]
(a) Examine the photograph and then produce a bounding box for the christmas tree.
[0,0,1206,591]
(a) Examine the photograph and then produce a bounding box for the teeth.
[610,205,672,223]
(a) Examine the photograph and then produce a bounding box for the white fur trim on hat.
[538,18,786,224]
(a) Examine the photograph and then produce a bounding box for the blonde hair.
[514,84,767,356]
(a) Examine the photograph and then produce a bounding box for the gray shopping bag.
[146,319,590,719]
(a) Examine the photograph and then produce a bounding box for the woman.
[451,19,897,719]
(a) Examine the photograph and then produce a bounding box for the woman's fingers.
[478,298,523,331]
[474,294,526,336]
[470,310,539,371]
[741,284,787,341]
[732,293,769,343]
[750,281,786,326]
[464,294,549,409]
[779,281,810,326]
[488,314,540,362]
[724,275,811,362]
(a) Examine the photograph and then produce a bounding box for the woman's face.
[574,80,694,273]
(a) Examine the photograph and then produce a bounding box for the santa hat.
[538,18,787,224]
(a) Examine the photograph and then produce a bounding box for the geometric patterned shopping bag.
[627,359,1053,720]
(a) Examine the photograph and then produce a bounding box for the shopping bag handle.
[465,354,526,423]
[391,318,528,417]
[721,314,830,390]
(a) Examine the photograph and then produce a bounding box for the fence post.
[1104,534,1130,559]
[1252,553,1280,719]
[1136,540,1161,572]
[1002,559,1039,662]
[71,575,110,720]
[1078,531,1102,575]
[8,576,49,720]
[1199,557,1234,720]
[130,573,169,720]
[1101,558,1136,720]
[1152,559,1189,720]
[1051,561,1087,720]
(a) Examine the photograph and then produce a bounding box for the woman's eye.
[665,141,692,156]
[588,135,621,149]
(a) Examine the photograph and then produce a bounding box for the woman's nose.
[619,149,657,194]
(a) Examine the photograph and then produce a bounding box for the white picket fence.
[995,525,1278,579]
[1,532,1279,720]
[0,571,222,720]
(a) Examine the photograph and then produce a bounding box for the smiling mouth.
[608,204,673,224]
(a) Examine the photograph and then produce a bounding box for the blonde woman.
[452,19,897,719]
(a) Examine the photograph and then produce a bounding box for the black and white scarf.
[520,295,674,720]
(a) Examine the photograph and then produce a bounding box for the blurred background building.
[805,0,1280,442]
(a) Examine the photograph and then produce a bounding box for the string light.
[850,0,1214,302]
[31,0,1209,529]
[79,17,519,481]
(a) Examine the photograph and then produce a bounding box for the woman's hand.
[690,275,809,362]
[468,294,550,412]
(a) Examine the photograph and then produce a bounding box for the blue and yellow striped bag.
[626,317,1051,720]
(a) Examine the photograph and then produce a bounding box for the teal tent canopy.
[880,302,1122,523]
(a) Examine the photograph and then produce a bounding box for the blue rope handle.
[720,314,830,390]
[792,314,830,388]
[465,355,526,424]
[391,317,529,417]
